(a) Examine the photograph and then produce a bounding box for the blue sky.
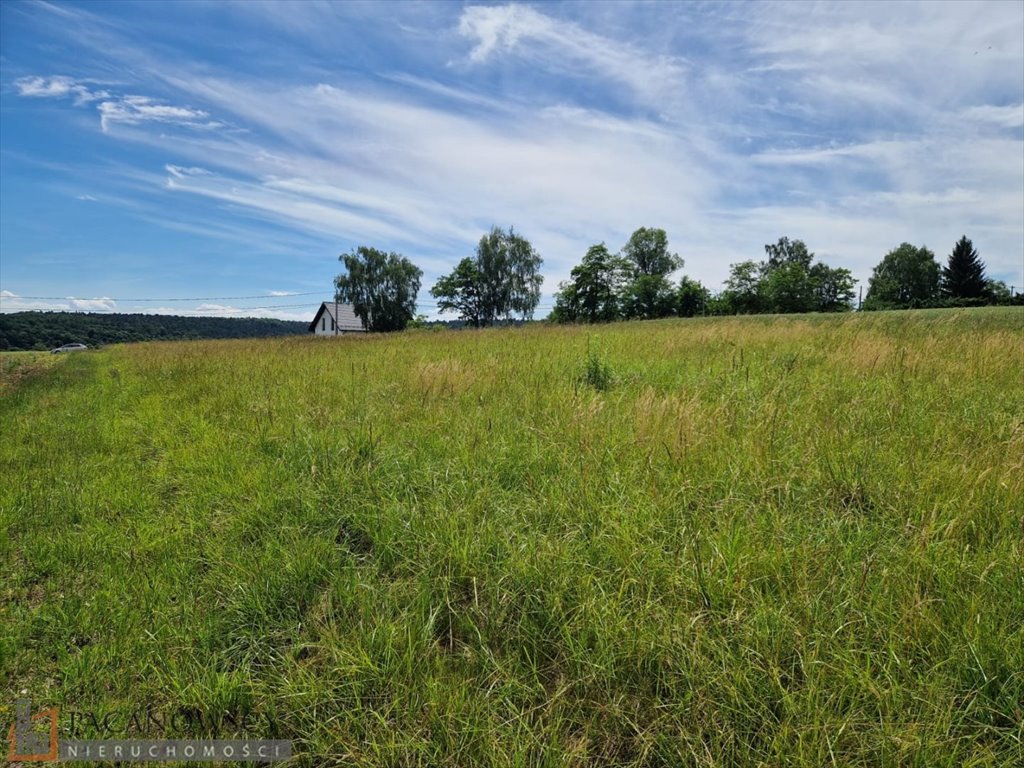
[1,0,1022,321]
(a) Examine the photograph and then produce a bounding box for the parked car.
[51,343,88,354]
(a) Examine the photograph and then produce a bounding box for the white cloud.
[138,303,314,322]
[14,74,221,133]
[99,95,219,132]
[121,63,1020,291]
[146,76,718,285]
[68,296,117,311]
[736,0,1023,126]
[0,289,314,321]
[457,4,687,109]
[961,103,1024,128]
[14,75,109,105]
[7,2,1023,297]
[0,291,117,313]
[165,165,212,179]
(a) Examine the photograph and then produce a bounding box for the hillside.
[2,308,1022,766]
[0,311,309,350]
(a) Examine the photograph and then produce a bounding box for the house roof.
[309,301,366,332]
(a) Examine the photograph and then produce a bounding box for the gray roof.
[309,301,366,332]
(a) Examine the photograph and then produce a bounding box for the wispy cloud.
[99,96,219,132]
[961,103,1024,128]
[145,75,716,280]
[4,0,1022,305]
[15,75,221,133]
[457,4,687,109]
[14,75,110,104]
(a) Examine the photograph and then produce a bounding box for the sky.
[1,0,1022,321]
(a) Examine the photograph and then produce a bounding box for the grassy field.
[2,308,1022,766]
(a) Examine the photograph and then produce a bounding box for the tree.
[719,237,854,315]
[761,260,815,313]
[619,227,682,320]
[621,227,682,278]
[475,226,544,322]
[551,243,624,323]
[430,258,485,327]
[942,236,987,299]
[431,227,543,326]
[985,279,1011,302]
[676,276,710,317]
[620,275,678,319]
[809,263,856,312]
[549,282,579,324]
[764,236,814,271]
[722,260,764,314]
[335,246,423,332]
[863,243,941,310]
[759,237,853,314]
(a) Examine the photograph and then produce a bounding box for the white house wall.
[313,315,356,335]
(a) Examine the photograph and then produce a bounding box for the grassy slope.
[1,308,1022,766]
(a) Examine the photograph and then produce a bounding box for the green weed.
[580,342,614,391]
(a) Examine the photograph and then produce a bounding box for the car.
[51,343,88,354]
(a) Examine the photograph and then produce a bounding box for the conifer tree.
[942,236,987,299]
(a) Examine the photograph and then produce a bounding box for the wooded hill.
[0,312,308,351]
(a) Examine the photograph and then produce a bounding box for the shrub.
[580,344,614,391]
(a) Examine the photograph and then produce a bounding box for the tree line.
[4,232,1011,350]
[335,226,544,331]
[549,231,860,321]
[336,227,1017,332]
[861,237,1015,310]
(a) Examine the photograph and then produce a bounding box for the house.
[309,301,366,335]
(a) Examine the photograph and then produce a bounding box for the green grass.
[2,307,1023,766]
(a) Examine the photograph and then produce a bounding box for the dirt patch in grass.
[0,352,61,396]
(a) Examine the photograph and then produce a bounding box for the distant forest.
[0,312,308,351]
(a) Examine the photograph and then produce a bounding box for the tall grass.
[2,308,1022,766]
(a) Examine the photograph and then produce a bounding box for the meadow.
[2,307,1022,766]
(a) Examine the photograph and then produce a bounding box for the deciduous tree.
[619,227,681,320]
[620,275,678,320]
[863,243,941,310]
[335,246,423,332]
[621,227,682,278]
[676,276,710,317]
[431,227,543,326]
[722,260,764,314]
[429,258,485,327]
[809,263,856,312]
[551,244,624,323]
